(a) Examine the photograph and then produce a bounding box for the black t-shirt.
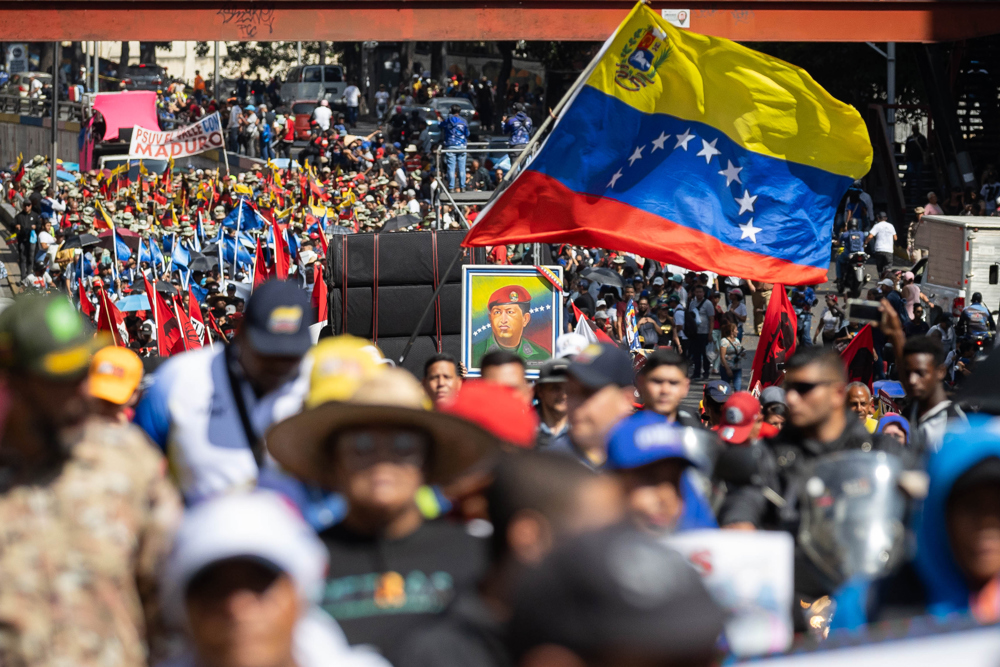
[318,519,488,663]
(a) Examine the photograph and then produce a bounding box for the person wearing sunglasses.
[736,346,901,531]
[266,368,501,663]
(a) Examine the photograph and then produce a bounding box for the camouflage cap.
[0,295,102,378]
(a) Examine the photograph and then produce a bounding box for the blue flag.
[115,234,132,262]
[222,237,254,267]
[222,198,266,231]
[138,238,152,265]
[172,239,191,268]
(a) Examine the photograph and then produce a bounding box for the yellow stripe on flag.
[585,3,871,178]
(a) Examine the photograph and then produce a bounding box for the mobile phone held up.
[846,299,882,326]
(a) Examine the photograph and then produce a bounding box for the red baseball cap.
[714,391,761,445]
[439,380,538,448]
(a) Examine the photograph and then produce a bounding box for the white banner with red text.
[128,112,225,160]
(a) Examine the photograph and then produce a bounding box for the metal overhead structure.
[3,0,1000,42]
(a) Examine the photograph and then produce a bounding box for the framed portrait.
[462,265,564,378]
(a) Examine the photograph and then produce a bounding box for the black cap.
[509,523,724,661]
[536,357,570,384]
[242,279,312,357]
[703,380,733,404]
[567,343,634,390]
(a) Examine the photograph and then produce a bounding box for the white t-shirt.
[407,199,421,215]
[729,302,747,320]
[229,105,241,127]
[869,221,896,253]
[394,167,408,189]
[312,106,333,131]
[344,85,361,108]
[819,307,843,333]
[374,91,390,106]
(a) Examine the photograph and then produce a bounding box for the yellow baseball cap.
[305,335,389,409]
[88,346,144,405]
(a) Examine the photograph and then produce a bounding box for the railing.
[0,94,87,122]
[867,104,907,231]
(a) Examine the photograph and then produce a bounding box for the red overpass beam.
[2,1,1000,42]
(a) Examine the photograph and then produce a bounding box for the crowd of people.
[3,62,1000,667]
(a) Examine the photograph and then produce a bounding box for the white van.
[912,215,1000,320]
[280,65,347,107]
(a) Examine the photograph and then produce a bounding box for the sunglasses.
[785,380,836,396]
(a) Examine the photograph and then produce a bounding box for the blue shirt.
[503,112,532,146]
[440,114,469,148]
[839,230,866,254]
[963,303,992,333]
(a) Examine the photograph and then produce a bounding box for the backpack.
[684,300,700,338]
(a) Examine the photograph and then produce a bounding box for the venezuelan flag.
[463,3,872,284]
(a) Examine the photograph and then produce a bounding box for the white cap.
[595,299,607,308]
[652,277,665,286]
[595,310,609,320]
[878,278,895,288]
[555,332,588,359]
[160,491,327,627]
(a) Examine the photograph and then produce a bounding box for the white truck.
[912,215,1000,322]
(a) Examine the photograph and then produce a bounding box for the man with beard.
[0,295,183,666]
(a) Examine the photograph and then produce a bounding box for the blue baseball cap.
[605,411,697,471]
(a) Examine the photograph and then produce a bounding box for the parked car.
[12,72,52,98]
[400,106,441,145]
[280,65,346,107]
[121,64,167,91]
[291,100,319,141]
[427,97,482,140]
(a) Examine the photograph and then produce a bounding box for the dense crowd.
[3,65,1000,667]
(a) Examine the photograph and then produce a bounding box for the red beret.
[488,285,531,310]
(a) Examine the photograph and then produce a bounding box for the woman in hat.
[266,366,499,663]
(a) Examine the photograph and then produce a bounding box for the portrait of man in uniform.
[463,266,563,376]
[472,285,548,364]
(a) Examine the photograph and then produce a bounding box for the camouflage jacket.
[0,419,183,667]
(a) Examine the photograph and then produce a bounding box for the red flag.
[95,287,129,347]
[144,276,180,357]
[841,324,876,393]
[11,154,24,183]
[187,286,209,347]
[78,278,95,319]
[272,223,289,280]
[316,225,329,258]
[571,302,615,344]
[311,263,328,324]
[749,286,798,395]
[253,236,270,289]
[170,297,202,355]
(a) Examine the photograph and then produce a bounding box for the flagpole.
[233,197,243,280]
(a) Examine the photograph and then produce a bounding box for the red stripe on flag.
[463,170,827,285]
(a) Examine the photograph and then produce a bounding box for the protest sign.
[666,529,794,657]
[128,112,225,159]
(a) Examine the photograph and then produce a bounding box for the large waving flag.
[462,3,872,284]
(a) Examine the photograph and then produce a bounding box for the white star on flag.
[608,169,624,189]
[651,132,670,152]
[697,138,721,165]
[718,160,743,186]
[735,189,757,215]
[628,145,644,166]
[675,129,695,151]
[739,218,762,243]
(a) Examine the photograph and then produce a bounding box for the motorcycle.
[839,251,869,298]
